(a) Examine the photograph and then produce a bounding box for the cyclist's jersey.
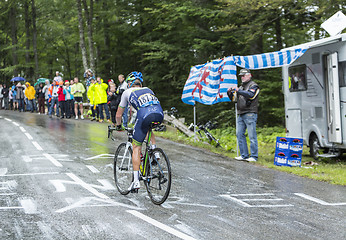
[119,87,163,146]
[119,87,160,111]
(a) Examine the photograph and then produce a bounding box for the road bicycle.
[108,123,171,205]
[188,121,222,148]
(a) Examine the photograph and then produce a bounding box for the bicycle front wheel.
[114,143,133,195]
[144,148,171,205]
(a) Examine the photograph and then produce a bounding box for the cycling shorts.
[74,97,83,104]
[133,105,164,146]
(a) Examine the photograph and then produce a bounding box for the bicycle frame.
[192,124,221,148]
[141,127,157,178]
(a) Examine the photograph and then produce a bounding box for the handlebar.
[108,125,133,141]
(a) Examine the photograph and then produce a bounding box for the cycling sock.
[151,144,156,150]
[133,171,140,181]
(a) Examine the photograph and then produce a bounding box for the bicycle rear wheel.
[114,143,133,195]
[144,148,171,205]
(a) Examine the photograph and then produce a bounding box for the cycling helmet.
[126,71,143,83]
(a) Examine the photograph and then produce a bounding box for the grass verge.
[155,126,346,185]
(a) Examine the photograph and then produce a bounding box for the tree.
[9,3,18,77]
[82,0,95,71]
[76,0,88,71]
[31,0,39,79]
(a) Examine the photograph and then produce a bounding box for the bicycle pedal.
[160,178,168,184]
[130,189,139,193]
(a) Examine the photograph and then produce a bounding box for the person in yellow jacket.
[25,82,36,112]
[90,77,110,123]
[71,77,86,119]
[87,78,99,121]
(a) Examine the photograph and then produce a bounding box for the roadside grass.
[155,126,346,186]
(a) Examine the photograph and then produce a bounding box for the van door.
[286,109,302,138]
[325,52,342,143]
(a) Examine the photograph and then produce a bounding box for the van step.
[317,154,338,158]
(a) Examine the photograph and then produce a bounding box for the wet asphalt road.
[0,110,345,240]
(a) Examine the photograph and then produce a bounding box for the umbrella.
[34,78,50,87]
[10,76,26,82]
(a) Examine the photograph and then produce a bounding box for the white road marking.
[220,194,293,208]
[84,154,114,160]
[4,118,12,122]
[220,194,251,207]
[12,122,20,126]
[51,173,109,199]
[19,127,26,132]
[86,165,100,173]
[0,206,22,210]
[95,179,115,190]
[1,172,60,177]
[0,168,8,176]
[32,141,43,151]
[294,193,346,206]
[43,153,62,167]
[240,198,284,201]
[22,156,32,162]
[127,210,197,240]
[20,199,38,214]
[231,193,274,196]
[25,133,33,140]
[55,197,142,213]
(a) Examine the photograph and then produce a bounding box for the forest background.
[0,0,345,127]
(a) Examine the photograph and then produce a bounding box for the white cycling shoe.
[128,180,140,192]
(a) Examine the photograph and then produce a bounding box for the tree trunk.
[63,38,72,80]
[31,0,39,80]
[101,0,111,75]
[82,0,95,71]
[24,0,32,79]
[275,12,283,50]
[9,5,18,77]
[76,0,89,71]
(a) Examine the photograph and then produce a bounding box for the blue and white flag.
[181,46,309,105]
[181,56,237,105]
[234,47,308,69]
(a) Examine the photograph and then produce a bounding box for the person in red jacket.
[57,81,66,119]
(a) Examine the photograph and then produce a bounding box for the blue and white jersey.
[119,87,160,111]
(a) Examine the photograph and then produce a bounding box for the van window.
[339,61,346,87]
[288,65,307,92]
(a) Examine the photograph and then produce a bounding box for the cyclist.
[115,71,164,191]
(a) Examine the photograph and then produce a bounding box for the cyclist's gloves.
[116,125,123,131]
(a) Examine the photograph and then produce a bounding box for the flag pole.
[194,104,197,142]
[235,103,239,157]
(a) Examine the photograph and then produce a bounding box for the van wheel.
[309,134,322,160]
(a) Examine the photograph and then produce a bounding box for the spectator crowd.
[0,70,134,127]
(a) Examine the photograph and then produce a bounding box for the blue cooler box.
[274,137,303,167]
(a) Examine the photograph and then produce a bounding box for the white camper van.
[282,33,346,159]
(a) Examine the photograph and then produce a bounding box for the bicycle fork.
[119,142,133,171]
